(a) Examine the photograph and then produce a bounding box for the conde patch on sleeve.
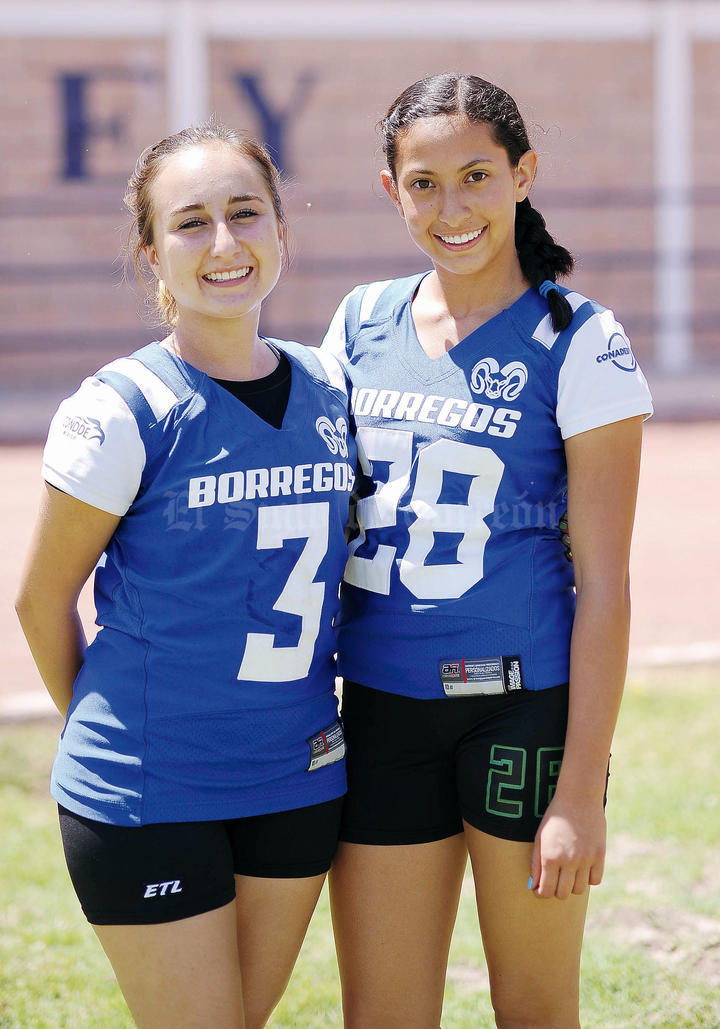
[61,415,106,445]
[594,332,637,372]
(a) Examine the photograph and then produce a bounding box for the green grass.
[1,668,719,1028]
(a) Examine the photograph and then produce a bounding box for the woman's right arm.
[15,484,121,717]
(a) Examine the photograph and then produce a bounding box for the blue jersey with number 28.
[322,274,652,698]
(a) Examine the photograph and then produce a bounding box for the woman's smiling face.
[144,142,284,330]
[382,114,536,284]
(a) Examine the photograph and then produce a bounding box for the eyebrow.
[169,194,264,217]
[405,159,496,175]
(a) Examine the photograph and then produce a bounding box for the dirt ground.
[2,421,719,717]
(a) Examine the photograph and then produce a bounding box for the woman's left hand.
[528,794,606,899]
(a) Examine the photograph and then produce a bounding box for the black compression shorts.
[58,796,343,925]
[339,680,573,845]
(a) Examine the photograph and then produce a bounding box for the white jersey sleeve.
[557,307,653,439]
[43,376,146,516]
[307,347,351,397]
[321,281,395,361]
[321,289,357,361]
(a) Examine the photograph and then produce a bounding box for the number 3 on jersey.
[237,502,328,682]
[345,427,504,600]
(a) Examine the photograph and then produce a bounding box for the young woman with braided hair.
[322,73,652,1028]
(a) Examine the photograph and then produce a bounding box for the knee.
[492,994,580,1029]
[342,995,442,1029]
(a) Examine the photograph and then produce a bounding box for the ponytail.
[156,279,178,328]
[515,198,574,331]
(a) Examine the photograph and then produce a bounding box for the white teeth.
[205,267,251,282]
[439,229,483,245]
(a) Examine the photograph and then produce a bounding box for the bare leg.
[465,823,589,1029]
[329,836,467,1029]
[234,872,327,1029]
[93,900,245,1029]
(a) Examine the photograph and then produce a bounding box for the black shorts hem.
[237,857,334,878]
[461,809,537,844]
[83,887,238,927]
[339,822,464,846]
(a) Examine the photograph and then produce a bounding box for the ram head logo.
[315,416,349,458]
[470,358,528,401]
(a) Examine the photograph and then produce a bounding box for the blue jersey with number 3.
[322,274,652,698]
[43,340,356,825]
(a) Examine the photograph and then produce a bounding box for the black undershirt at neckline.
[212,351,291,430]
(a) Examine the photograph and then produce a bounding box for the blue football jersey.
[322,274,653,699]
[43,340,356,825]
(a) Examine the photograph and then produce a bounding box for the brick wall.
[1,31,717,436]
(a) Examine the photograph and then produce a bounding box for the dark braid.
[380,73,575,332]
[515,199,574,331]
